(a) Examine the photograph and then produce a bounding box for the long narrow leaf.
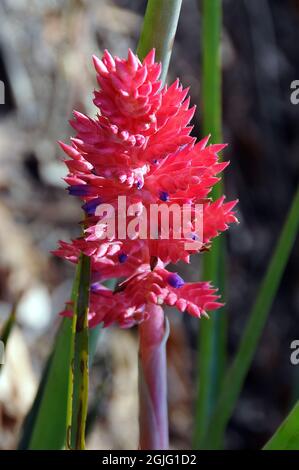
[19,319,100,450]
[25,317,73,449]
[20,258,97,450]
[137,0,182,82]
[263,400,299,450]
[65,259,82,449]
[67,254,91,450]
[0,300,18,345]
[193,0,225,449]
[0,298,19,371]
[201,183,299,449]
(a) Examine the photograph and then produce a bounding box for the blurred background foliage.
[0,0,299,449]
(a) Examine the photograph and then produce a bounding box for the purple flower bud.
[167,273,184,289]
[159,191,169,202]
[188,232,199,241]
[118,252,128,263]
[68,184,91,196]
[82,197,102,216]
[91,282,102,293]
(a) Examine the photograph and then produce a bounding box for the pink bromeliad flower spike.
[54,49,238,449]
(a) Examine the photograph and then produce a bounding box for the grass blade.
[137,0,182,83]
[263,400,299,450]
[201,183,299,449]
[1,301,18,345]
[24,317,73,449]
[193,0,225,448]
[65,259,82,449]
[19,319,100,450]
[0,298,19,371]
[19,255,97,450]
[66,253,91,450]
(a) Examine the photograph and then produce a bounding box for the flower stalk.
[136,0,181,451]
[138,304,169,450]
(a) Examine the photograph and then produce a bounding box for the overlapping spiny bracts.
[60,268,223,329]
[54,49,238,328]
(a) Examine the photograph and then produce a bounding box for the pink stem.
[138,304,169,450]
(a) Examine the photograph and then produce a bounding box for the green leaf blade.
[137,0,182,84]
[264,401,299,450]
[193,0,225,449]
[201,183,299,449]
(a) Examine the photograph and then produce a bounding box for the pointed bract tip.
[127,49,139,70]
[198,134,210,150]
[143,48,155,66]
[102,49,115,68]
[92,55,108,76]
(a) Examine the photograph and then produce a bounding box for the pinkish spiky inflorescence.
[54,49,238,328]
